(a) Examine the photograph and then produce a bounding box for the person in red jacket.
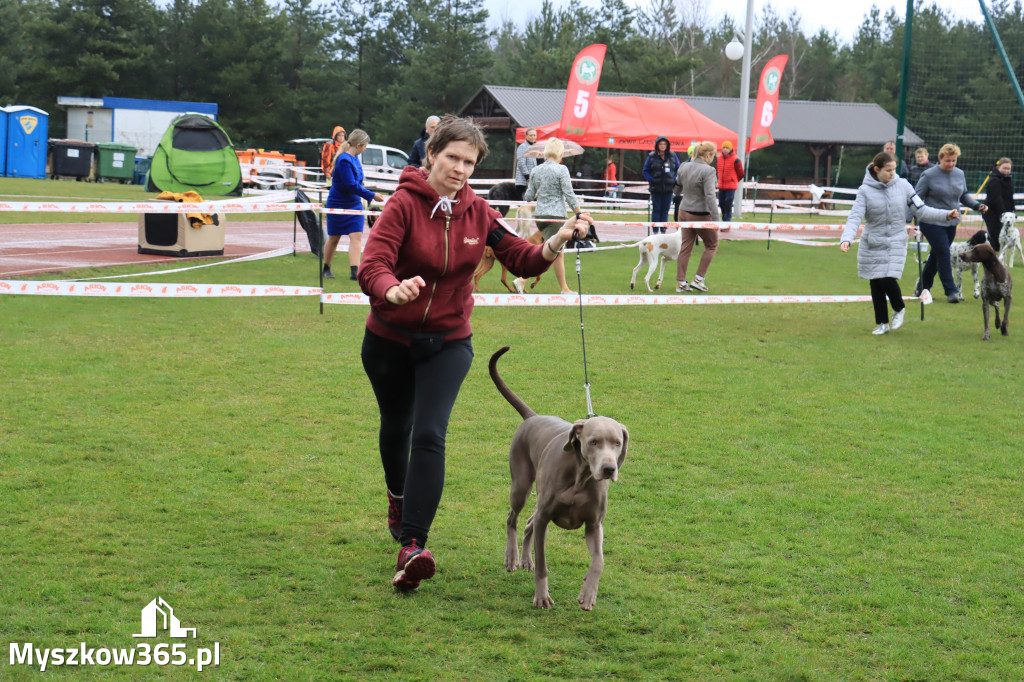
[358,115,593,592]
[715,140,744,224]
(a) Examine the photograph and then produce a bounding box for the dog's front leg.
[1000,295,1010,335]
[577,521,604,611]
[531,514,554,608]
[982,299,992,341]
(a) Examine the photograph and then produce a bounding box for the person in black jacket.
[642,136,680,234]
[983,157,1014,250]
[908,147,935,187]
[883,140,910,178]
[406,115,440,168]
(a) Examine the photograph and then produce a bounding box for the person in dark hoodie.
[406,115,440,168]
[642,136,680,234]
[982,157,1014,251]
[357,115,593,592]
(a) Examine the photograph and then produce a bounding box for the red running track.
[0,221,316,278]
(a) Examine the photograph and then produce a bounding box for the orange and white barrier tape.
[0,200,319,214]
[321,292,919,306]
[0,280,321,297]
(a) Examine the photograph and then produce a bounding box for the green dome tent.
[146,114,242,196]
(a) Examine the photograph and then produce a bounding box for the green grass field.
[2,178,1023,680]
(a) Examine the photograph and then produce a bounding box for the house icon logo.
[132,597,197,638]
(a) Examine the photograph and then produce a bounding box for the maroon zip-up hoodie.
[358,166,552,346]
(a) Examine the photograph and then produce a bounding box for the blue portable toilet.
[5,105,49,178]
[0,107,8,177]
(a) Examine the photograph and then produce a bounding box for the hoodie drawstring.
[430,196,458,219]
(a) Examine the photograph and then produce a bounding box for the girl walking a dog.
[357,116,593,591]
[841,151,960,335]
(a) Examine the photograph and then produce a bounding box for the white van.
[360,144,409,178]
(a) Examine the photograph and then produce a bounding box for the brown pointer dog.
[960,242,1012,341]
[489,346,629,610]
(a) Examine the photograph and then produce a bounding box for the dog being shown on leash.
[472,204,542,293]
[998,212,1024,268]
[629,230,683,292]
[490,346,629,611]
[950,230,988,300]
[960,242,1012,340]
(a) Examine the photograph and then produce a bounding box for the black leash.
[573,244,596,418]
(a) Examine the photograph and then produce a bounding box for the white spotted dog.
[950,230,989,300]
[999,212,1023,268]
[629,230,683,292]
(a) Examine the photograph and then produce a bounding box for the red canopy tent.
[516,95,737,150]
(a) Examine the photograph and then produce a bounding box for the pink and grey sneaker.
[386,490,402,542]
[392,540,435,591]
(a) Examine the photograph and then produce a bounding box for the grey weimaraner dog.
[960,242,1012,340]
[489,346,629,611]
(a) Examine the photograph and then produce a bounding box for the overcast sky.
[482,0,907,46]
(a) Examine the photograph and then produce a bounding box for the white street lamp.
[725,38,744,62]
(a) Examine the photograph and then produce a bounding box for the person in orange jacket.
[320,126,346,179]
[715,140,744,223]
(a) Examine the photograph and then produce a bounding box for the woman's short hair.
[340,129,369,155]
[423,115,489,169]
[695,141,716,159]
[996,157,1012,167]
[543,138,564,161]
[938,143,961,159]
[869,151,895,179]
[915,147,928,155]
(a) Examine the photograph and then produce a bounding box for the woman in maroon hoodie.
[357,116,593,591]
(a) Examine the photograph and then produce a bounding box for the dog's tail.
[489,346,537,420]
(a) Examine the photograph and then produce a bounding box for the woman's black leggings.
[361,329,474,547]
[869,277,905,324]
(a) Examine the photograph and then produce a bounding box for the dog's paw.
[504,548,519,572]
[533,593,554,609]
[578,588,598,611]
[519,556,534,572]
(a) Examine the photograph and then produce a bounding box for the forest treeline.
[3,0,1024,176]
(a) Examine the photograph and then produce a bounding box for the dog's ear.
[564,420,586,455]
[617,424,629,469]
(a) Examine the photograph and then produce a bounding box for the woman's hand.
[840,241,850,253]
[373,193,386,203]
[555,213,594,245]
[947,208,962,220]
[384,276,426,305]
[978,204,989,214]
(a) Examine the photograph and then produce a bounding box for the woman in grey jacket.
[914,143,988,302]
[672,141,721,292]
[520,137,581,294]
[841,152,959,335]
